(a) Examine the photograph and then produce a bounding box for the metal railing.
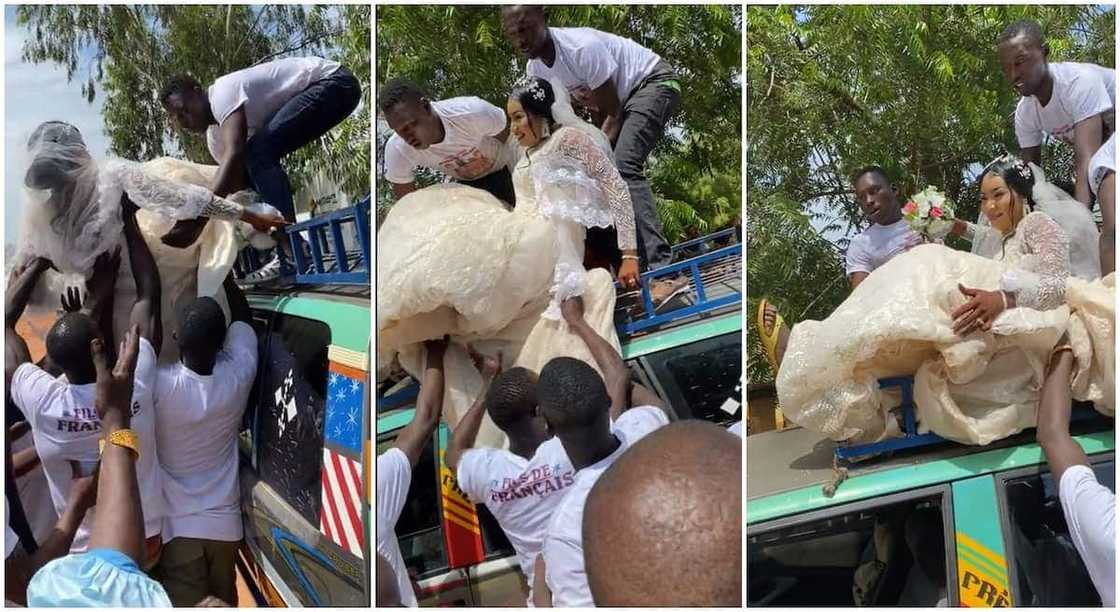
[235,196,371,286]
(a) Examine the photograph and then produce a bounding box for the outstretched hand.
[467,345,502,380]
[951,284,1005,335]
[561,296,585,326]
[243,208,291,234]
[91,323,140,427]
[60,286,82,313]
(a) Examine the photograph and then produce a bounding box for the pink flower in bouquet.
[902,201,918,215]
[930,207,943,218]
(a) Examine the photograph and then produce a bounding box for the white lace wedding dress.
[15,157,269,364]
[778,211,1114,446]
[378,126,637,447]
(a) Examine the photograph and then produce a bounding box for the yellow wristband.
[99,428,140,460]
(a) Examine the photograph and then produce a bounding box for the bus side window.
[643,331,741,424]
[749,494,950,607]
[255,313,331,526]
[1002,460,1115,606]
[377,434,448,580]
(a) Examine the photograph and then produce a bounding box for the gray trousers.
[614,61,681,270]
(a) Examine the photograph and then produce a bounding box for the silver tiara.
[985,153,1033,182]
[514,75,547,102]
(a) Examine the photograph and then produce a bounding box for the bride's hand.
[617,258,640,290]
[952,284,1005,335]
[242,208,291,234]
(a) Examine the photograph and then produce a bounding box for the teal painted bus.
[746,410,1115,607]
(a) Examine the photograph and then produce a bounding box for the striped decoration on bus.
[320,447,364,558]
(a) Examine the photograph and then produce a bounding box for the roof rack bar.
[330,218,349,274]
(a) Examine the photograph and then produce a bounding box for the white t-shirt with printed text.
[10,338,164,551]
[541,406,670,607]
[1015,62,1115,149]
[845,218,919,277]
[384,97,513,184]
[527,27,662,109]
[206,56,341,163]
[457,436,575,590]
[1059,464,1116,606]
[154,321,258,543]
[377,448,418,607]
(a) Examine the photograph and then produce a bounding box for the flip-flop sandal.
[755,298,785,374]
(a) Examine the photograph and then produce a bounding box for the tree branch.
[252,29,340,66]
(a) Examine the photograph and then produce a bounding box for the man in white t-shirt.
[159,57,361,277]
[149,276,258,606]
[380,78,516,206]
[1089,133,1115,275]
[998,20,1115,208]
[533,296,673,607]
[502,6,680,281]
[1036,340,1115,606]
[376,338,448,608]
[6,201,166,567]
[846,166,922,290]
[583,421,741,606]
[444,347,573,603]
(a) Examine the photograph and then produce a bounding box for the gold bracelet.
[1050,344,1074,360]
[621,254,640,261]
[99,428,140,461]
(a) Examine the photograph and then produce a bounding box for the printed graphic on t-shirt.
[439,147,494,180]
[487,463,575,503]
[55,401,141,433]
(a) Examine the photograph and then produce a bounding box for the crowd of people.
[376,296,743,607]
[755,19,1115,603]
[5,53,360,606]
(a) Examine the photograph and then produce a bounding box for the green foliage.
[15,4,371,203]
[375,5,742,236]
[746,5,1113,382]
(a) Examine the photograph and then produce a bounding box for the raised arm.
[87,325,145,563]
[222,273,252,325]
[121,198,162,355]
[560,297,669,422]
[211,107,248,199]
[5,259,51,389]
[393,338,448,467]
[444,347,502,474]
[1036,344,1089,482]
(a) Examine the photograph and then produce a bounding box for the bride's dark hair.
[979,155,1037,210]
[510,76,556,122]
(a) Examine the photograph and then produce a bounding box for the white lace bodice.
[512,127,637,251]
[101,159,243,222]
[964,211,1070,310]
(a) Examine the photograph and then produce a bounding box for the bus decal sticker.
[438,451,485,567]
[956,532,1011,607]
[320,447,365,558]
[325,364,364,453]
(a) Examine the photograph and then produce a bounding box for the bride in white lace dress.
[765,155,1113,446]
[13,121,285,363]
[378,77,638,446]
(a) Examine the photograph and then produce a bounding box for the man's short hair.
[159,75,203,105]
[537,357,609,430]
[852,165,891,186]
[998,19,1045,48]
[484,367,538,430]
[45,313,99,374]
[378,78,426,114]
[176,296,227,357]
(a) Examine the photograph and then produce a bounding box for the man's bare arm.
[122,199,163,355]
[848,271,869,291]
[391,181,420,201]
[1019,146,1042,167]
[589,80,623,145]
[1072,114,1105,206]
[1036,348,1089,484]
[393,339,447,466]
[444,347,501,473]
[211,107,249,198]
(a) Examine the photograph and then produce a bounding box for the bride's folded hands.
[952,283,1015,335]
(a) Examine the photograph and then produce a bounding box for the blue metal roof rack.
[616,228,742,336]
[835,375,1102,463]
[234,196,371,286]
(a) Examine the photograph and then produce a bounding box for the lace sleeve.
[555,130,637,251]
[1000,212,1070,311]
[104,159,243,221]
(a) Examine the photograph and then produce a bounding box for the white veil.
[972,157,1101,280]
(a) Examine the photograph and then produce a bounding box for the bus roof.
[746,417,1115,524]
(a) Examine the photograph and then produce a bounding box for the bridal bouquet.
[902,186,955,238]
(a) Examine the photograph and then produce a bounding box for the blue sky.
[5,6,109,248]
